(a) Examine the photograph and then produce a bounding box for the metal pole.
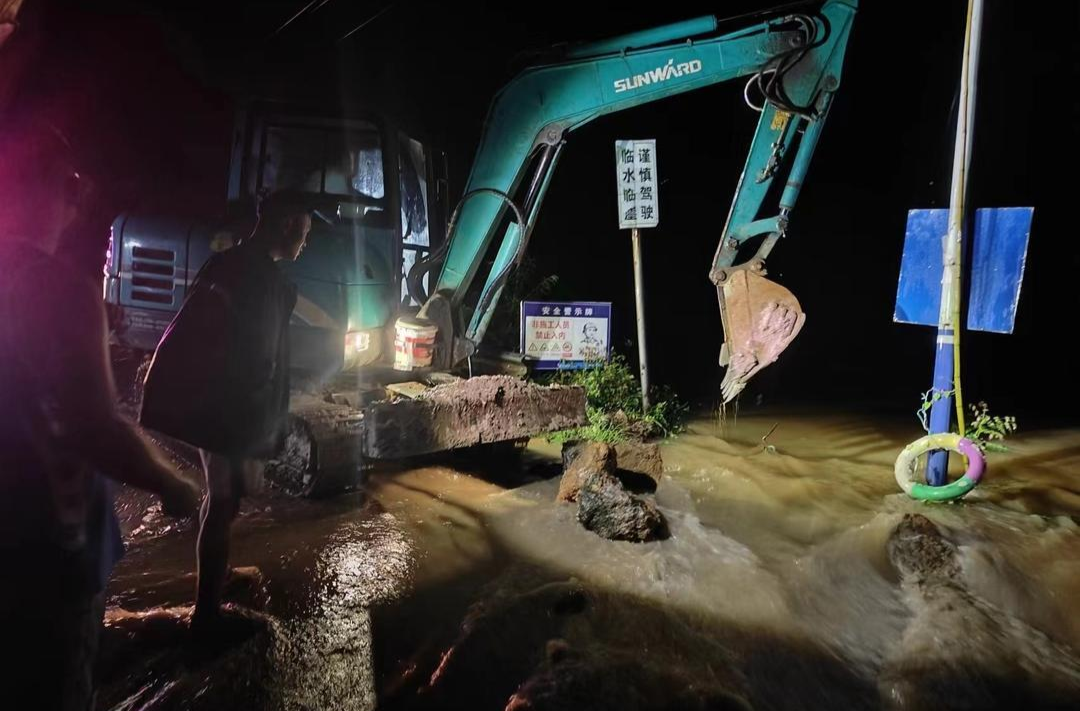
[927,0,982,485]
[631,227,651,412]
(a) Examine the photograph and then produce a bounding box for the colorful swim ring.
[894,433,985,502]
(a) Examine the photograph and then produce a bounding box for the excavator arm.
[415,0,857,401]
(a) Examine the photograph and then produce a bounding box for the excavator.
[103,0,857,494]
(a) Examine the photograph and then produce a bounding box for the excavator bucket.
[718,271,805,403]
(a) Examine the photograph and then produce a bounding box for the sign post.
[616,139,659,412]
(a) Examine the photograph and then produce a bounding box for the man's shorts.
[199,450,265,501]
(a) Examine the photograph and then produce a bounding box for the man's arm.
[48,275,201,515]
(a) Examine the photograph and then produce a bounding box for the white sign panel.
[521,301,612,370]
[615,139,659,230]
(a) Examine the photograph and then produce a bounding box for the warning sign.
[615,139,659,230]
[520,301,612,370]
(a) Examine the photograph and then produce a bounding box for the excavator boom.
[414,0,857,402]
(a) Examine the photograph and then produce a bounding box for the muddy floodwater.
[97,408,1080,710]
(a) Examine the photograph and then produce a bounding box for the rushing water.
[97,408,1080,710]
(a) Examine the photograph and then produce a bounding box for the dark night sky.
[5,0,1078,420]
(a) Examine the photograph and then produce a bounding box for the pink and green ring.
[894,433,985,502]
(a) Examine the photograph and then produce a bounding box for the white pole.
[631,227,651,412]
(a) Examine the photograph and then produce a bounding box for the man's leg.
[193,450,240,627]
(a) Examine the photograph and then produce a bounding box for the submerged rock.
[881,514,1080,710]
[419,576,753,711]
[559,440,664,498]
[421,581,591,710]
[576,470,665,543]
[886,513,961,585]
[557,442,616,503]
[612,441,663,487]
[505,643,752,711]
[558,441,666,542]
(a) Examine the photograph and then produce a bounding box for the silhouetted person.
[140,189,310,639]
[0,115,201,710]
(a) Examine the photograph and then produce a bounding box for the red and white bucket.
[393,316,438,371]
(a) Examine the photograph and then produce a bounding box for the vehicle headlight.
[344,328,381,367]
[347,330,372,352]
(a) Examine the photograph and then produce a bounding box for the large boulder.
[557,442,616,503]
[612,441,662,492]
[576,469,665,543]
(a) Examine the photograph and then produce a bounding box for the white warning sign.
[615,139,659,230]
[520,301,612,370]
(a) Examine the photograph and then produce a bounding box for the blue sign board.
[521,301,612,370]
[894,207,1032,334]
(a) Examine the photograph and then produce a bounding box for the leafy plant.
[964,401,1017,453]
[916,389,1017,453]
[545,353,688,444]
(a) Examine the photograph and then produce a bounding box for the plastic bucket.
[393,316,438,371]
